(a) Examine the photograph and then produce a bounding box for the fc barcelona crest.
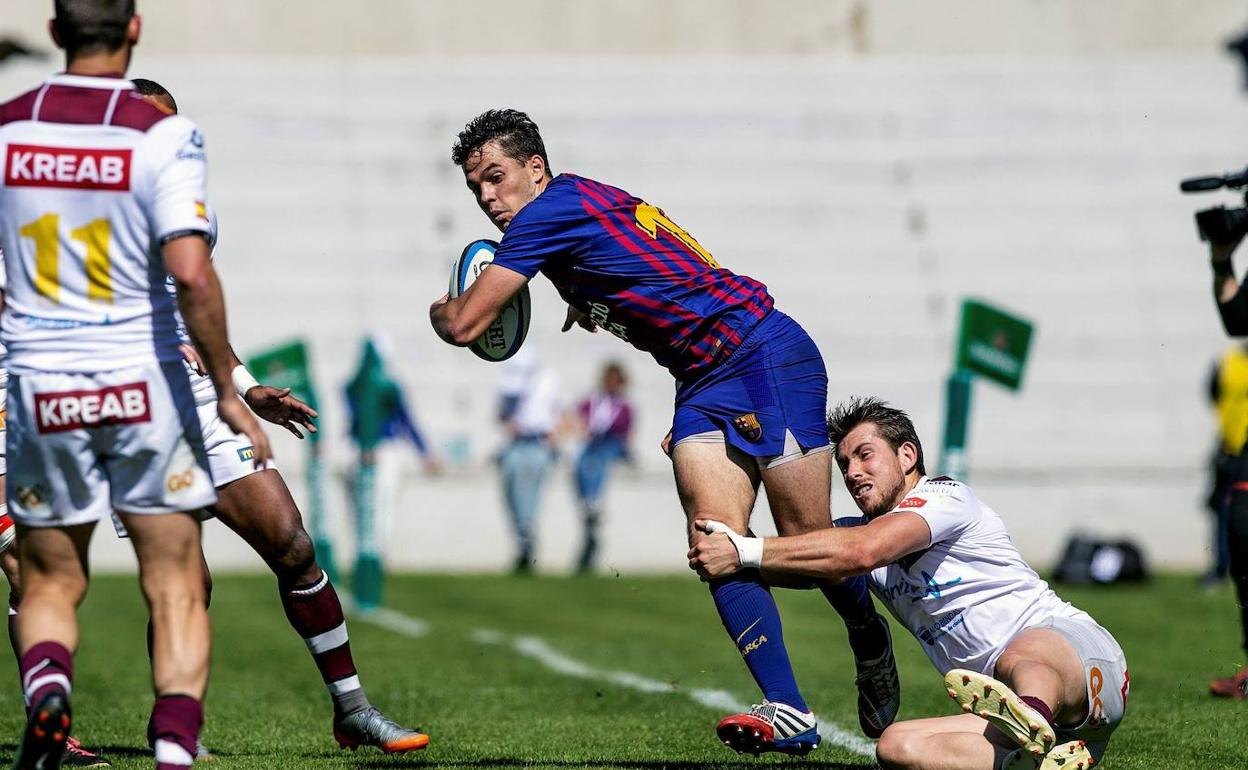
[732,413,763,442]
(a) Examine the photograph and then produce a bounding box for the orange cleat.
[333,707,429,753]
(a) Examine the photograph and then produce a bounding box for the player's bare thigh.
[671,440,760,543]
[208,468,318,584]
[995,627,1088,725]
[877,713,1018,769]
[759,448,834,535]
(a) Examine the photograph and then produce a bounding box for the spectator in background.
[498,349,563,574]
[1205,343,1248,589]
[344,335,441,605]
[572,363,634,573]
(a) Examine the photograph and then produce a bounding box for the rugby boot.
[1208,665,1248,699]
[194,739,213,761]
[853,616,900,738]
[61,737,110,767]
[715,700,819,756]
[13,690,71,770]
[1002,740,1096,770]
[944,669,1056,758]
[333,706,429,753]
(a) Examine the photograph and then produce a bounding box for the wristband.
[231,365,260,398]
[702,520,764,570]
[735,535,764,570]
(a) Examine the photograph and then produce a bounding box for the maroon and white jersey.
[0,73,213,374]
[867,476,1095,676]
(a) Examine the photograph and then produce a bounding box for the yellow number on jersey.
[634,203,721,268]
[18,214,114,303]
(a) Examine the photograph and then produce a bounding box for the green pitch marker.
[247,339,337,584]
[940,300,1034,479]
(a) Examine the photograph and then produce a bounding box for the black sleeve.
[1209,362,1223,404]
[1217,283,1248,336]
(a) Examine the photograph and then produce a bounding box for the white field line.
[348,604,874,757]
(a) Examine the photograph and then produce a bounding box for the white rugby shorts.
[1029,614,1129,763]
[111,397,274,538]
[6,361,217,527]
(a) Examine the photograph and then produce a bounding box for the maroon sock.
[151,694,202,769]
[280,571,368,714]
[1020,695,1055,729]
[19,641,73,709]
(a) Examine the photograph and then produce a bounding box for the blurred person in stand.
[571,362,633,573]
[497,348,562,574]
[344,335,441,606]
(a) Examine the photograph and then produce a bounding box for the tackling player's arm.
[429,264,529,346]
[164,235,271,464]
[688,514,932,581]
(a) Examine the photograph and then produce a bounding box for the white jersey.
[163,207,219,406]
[867,476,1093,676]
[0,73,213,374]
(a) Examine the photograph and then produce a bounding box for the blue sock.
[710,571,808,712]
[819,576,889,660]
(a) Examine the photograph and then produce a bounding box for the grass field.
[0,572,1240,769]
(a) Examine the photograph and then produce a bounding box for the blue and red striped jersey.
[491,174,774,380]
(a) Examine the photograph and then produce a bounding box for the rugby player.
[0,74,429,761]
[688,398,1128,770]
[430,109,900,753]
[0,1,271,767]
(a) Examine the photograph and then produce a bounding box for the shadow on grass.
[345,760,877,770]
[0,742,154,759]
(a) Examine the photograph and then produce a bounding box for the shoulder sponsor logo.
[898,496,926,509]
[5,144,131,191]
[34,382,150,433]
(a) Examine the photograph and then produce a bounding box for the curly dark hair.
[451,109,551,173]
[54,0,135,56]
[827,396,926,476]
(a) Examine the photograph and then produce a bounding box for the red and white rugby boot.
[63,736,111,767]
[715,700,819,756]
[1209,665,1248,699]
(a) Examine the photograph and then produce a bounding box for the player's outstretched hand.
[561,304,597,333]
[687,520,747,580]
[218,395,272,468]
[245,386,318,439]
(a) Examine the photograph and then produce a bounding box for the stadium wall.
[1,1,1247,56]
[0,4,1245,574]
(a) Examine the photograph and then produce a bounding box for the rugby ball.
[449,239,531,362]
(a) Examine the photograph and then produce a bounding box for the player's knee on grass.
[875,723,923,770]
